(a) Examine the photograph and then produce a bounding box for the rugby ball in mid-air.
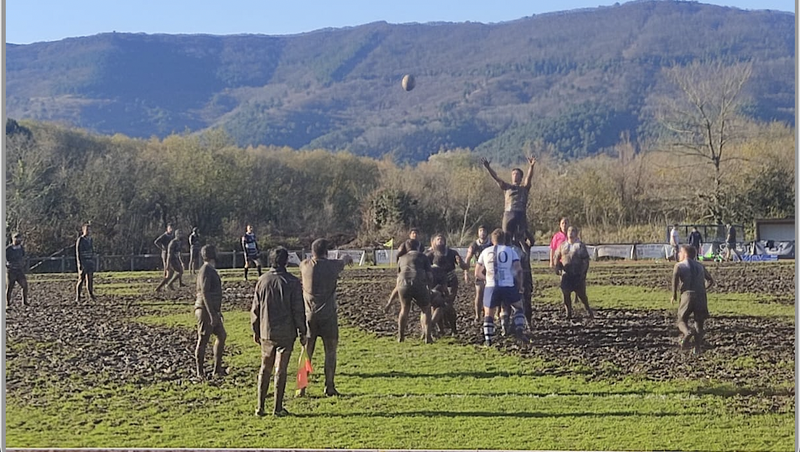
[402,74,415,91]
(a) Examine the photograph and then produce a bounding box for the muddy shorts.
[168,258,183,272]
[307,314,339,340]
[560,273,585,294]
[677,290,709,322]
[195,308,226,338]
[260,339,294,357]
[429,289,447,309]
[502,211,528,242]
[397,278,431,308]
[6,269,27,287]
[483,285,520,308]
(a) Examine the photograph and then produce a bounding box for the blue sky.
[4,0,795,44]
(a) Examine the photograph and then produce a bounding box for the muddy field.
[5,262,795,407]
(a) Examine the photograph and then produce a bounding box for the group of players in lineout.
[5,158,714,417]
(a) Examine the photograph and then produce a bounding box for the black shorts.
[397,279,431,308]
[6,269,27,287]
[560,273,585,294]
[502,211,528,239]
[307,314,339,340]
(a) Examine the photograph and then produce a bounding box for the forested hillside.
[6,1,794,163]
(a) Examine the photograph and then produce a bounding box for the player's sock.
[500,313,510,336]
[482,316,495,345]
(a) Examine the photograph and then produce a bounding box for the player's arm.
[480,157,509,189]
[250,287,261,344]
[463,248,474,282]
[474,262,486,281]
[454,251,469,271]
[579,244,590,276]
[522,156,537,188]
[670,266,679,304]
[290,280,307,345]
[553,246,563,274]
[704,267,714,290]
[75,238,83,266]
[513,260,523,292]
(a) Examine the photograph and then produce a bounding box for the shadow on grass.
[294,410,693,419]
[338,369,592,379]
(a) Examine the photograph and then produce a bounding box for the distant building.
[754,218,795,242]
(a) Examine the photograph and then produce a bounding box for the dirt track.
[5,262,795,406]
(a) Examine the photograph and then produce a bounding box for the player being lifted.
[242,224,262,281]
[480,156,536,250]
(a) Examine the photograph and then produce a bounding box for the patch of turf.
[6,311,793,451]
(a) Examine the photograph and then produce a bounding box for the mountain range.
[6,0,795,163]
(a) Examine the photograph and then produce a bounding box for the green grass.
[540,285,796,320]
[6,309,794,450]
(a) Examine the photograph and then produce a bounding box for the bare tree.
[656,60,753,223]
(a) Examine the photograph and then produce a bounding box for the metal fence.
[25,250,290,274]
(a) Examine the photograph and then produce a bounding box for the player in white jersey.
[475,228,530,346]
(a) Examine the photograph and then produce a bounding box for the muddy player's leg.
[176,265,185,287]
[154,270,172,292]
[397,291,411,343]
[273,345,293,415]
[499,305,511,336]
[420,305,433,344]
[166,268,181,290]
[6,273,16,308]
[20,275,29,306]
[510,301,530,343]
[694,317,705,355]
[256,346,277,416]
[321,335,339,395]
[473,284,483,321]
[244,259,250,281]
[194,308,211,378]
[297,329,318,397]
[385,287,399,312]
[76,271,87,301]
[430,305,444,336]
[575,281,593,318]
[522,269,533,325]
[447,278,458,333]
[675,297,694,349]
[87,272,96,300]
[212,324,227,376]
[561,287,574,319]
[257,262,263,277]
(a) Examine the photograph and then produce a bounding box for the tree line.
[5,115,793,257]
